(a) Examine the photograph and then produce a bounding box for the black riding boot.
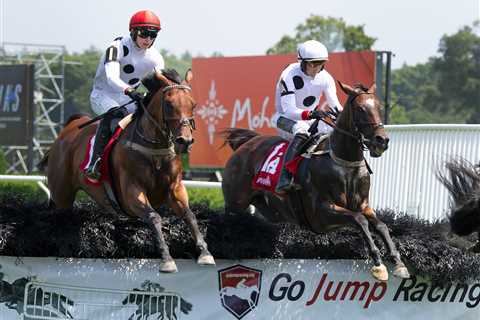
[85,115,113,181]
[275,133,308,193]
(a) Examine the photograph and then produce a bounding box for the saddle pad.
[251,142,288,193]
[80,127,123,186]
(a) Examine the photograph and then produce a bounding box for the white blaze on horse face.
[365,98,375,108]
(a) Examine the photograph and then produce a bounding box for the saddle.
[251,134,330,194]
[80,114,134,187]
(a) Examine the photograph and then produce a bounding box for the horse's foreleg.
[124,187,177,273]
[323,203,388,281]
[362,206,410,279]
[168,181,215,266]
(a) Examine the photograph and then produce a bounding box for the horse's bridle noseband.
[135,84,195,146]
[333,92,384,150]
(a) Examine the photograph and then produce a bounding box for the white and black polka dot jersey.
[91,35,164,107]
[275,62,342,120]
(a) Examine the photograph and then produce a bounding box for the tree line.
[63,15,479,124]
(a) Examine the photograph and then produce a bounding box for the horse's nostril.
[175,137,186,145]
[375,136,388,145]
[176,137,193,145]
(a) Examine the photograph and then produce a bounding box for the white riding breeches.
[90,91,136,115]
[273,112,333,140]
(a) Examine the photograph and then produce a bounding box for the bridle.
[134,84,195,146]
[332,92,384,151]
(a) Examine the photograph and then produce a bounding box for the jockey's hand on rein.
[124,87,144,102]
[307,110,328,120]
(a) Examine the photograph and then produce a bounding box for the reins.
[133,84,195,147]
[330,92,384,151]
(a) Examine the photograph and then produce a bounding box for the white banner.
[0,257,479,319]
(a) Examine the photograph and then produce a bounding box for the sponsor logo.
[196,80,228,145]
[393,276,480,308]
[0,84,22,113]
[269,272,386,309]
[230,96,273,130]
[0,270,74,318]
[268,272,480,309]
[218,264,262,319]
[123,280,193,319]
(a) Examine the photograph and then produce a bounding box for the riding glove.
[124,87,144,101]
[307,110,328,120]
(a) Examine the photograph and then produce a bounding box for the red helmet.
[129,10,161,31]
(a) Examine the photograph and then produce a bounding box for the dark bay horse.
[38,69,215,273]
[438,158,480,252]
[222,82,410,281]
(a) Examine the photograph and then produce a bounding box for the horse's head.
[337,81,389,157]
[144,69,196,154]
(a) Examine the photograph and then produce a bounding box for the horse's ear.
[367,83,376,94]
[184,69,193,85]
[337,80,355,95]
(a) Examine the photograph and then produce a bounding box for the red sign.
[190,51,376,168]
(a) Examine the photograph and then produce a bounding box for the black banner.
[0,64,35,146]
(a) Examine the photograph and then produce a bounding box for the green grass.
[0,181,48,202]
[187,187,224,209]
[0,182,225,209]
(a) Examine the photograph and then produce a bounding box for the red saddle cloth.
[79,127,123,186]
[251,141,304,193]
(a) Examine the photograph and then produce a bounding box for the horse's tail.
[219,128,259,151]
[37,149,50,172]
[437,158,480,236]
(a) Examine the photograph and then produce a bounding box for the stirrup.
[85,158,102,182]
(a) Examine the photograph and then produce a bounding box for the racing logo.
[218,264,262,319]
[196,80,228,145]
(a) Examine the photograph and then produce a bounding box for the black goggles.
[137,29,158,39]
[307,60,326,67]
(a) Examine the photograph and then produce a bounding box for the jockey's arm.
[279,78,312,121]
[324,74,343,113]
[105,61,130,93]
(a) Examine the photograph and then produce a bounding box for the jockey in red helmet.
[86,10,164,182]
[129,10,161,47]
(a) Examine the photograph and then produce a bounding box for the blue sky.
[0,0,478,68]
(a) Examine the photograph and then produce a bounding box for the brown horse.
[437,158,480,252]
[39,69,215,273]
[221,82,410,281]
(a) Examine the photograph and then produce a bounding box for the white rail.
[0,175,221,188]
[0,175,221,199]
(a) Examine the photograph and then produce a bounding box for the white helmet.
[297,40,329,61]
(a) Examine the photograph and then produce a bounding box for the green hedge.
[0,182,224,209]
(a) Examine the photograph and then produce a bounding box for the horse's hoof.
[393,265,410,279]
[197,254,216,266]
[160,260,178,273]
[371,264,388,282]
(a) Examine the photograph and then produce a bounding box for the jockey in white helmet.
[86,10,165,182]
[273,40,343,193]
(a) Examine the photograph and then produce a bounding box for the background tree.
[267,15,376,54]
[64,47,101,116]
[390,21,480,124]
